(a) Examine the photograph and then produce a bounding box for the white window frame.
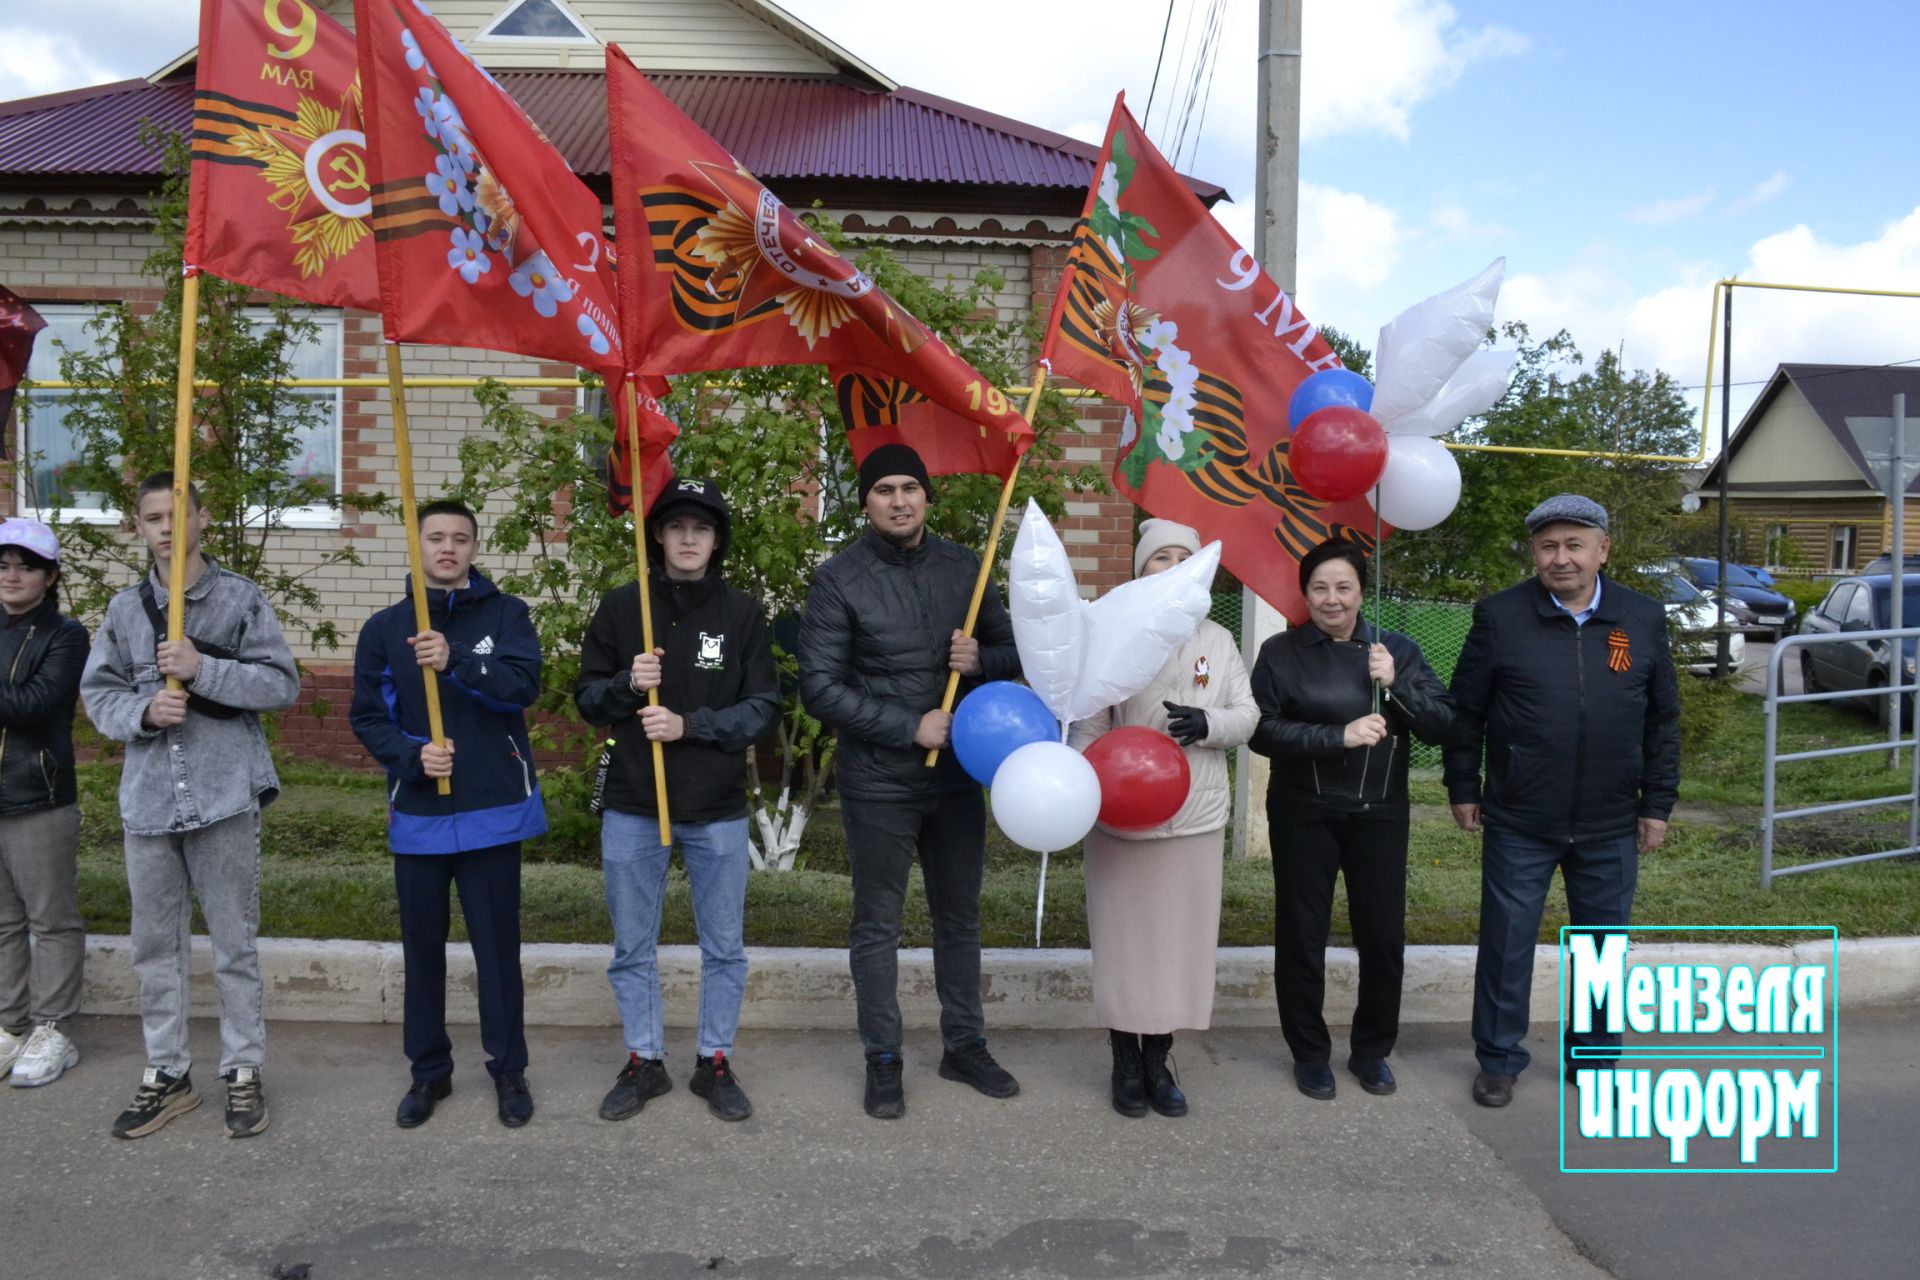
[16,302,118,526]
[473,0,599,45]
[1830,524,1857,573]
[239,307,345,530]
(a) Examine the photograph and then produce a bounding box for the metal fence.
[1762,629,1920,887]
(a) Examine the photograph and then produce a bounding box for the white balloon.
[989,741,1102,853]
[1007,500,1083,723]
[1367,435,1462,531]
[1069,541,1220,724]
[1372,258,1505,427]
[1381,347,1518,438]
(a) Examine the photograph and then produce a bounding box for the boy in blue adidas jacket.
[349,500,546,1131]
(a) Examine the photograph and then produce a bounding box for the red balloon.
[1290,406,1388,503]
[1083,727,1192,831]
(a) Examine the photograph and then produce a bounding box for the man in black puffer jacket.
[799,444,1021,1120]
[1444,494,1680,1109]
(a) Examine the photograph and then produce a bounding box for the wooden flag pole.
[384,345,452,797]
[622,376,673,846]
[163,269,201,691]
[925,368,1049,767]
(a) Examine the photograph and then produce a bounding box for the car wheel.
[1800,650,1820,694]
[1871,678,1913,730]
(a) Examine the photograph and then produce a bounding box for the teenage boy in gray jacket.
[81,473,300,1140]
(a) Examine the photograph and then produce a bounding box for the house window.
[1767,524,1790,566]
[15,305,343,527]
[246,308,343,527]
[18,303,112,521]
[1830,525,1857,572]
[476,0,596,42]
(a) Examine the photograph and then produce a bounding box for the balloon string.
[1035,849,1050,946]
[1372,488,1384,716]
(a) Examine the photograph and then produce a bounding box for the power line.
[1142,0,1178,133]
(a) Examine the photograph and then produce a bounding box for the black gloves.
[1162,701,1208,747]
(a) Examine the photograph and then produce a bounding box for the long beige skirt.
[1083,826,1224,1033]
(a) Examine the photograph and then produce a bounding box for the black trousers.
[1269,814,1409,1065]
[394,841,527,1083]
[841,789,987,1058]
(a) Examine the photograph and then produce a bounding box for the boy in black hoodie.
[575,478,778,1122]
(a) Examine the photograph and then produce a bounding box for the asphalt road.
[3,1009,1914,1280]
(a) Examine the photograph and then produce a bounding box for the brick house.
[0,0,1216,765]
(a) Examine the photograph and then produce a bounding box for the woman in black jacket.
[1250,538,1451,1102]
[0,517,90,1088]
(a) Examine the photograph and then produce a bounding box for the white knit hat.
[1133,517,1201,577]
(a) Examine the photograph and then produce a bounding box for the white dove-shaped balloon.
[1366,258,1518,530]
[1007,500,1221,727]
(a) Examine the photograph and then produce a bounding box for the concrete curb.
[77,935,1920,1029]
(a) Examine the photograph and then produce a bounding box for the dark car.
[1858,553,1920,576]
[1678,558,1797,637]
[1796,575,1920,727]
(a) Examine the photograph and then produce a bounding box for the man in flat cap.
[1443,494,1680,1107]
[799,443,1023,1119]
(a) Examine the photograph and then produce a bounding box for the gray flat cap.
[1525,493,1609,533]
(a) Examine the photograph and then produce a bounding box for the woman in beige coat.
[1069,519,1258,1118]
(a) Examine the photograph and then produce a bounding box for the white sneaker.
[0,1026,24,1074]
[9,1023,79,1087]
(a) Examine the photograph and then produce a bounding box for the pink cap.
[0,516,59,562]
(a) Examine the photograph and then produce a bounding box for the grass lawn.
[70,689,1918,947]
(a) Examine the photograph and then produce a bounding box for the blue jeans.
[1472,821,1638,1077]
[601,809,750,1059]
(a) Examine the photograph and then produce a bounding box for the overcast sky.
[6,0,1919,437]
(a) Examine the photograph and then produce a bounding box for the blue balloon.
[1288,368,1376,433]
[952,682,1060,786]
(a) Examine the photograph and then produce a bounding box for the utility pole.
[1234,0,1302,860]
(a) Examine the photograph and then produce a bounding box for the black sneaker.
[938,1038,1019,1099]
[690,1052,753,1122]
[496,1072,534,1128]
[864,1052,905,1119]
[598,1053,671,1122]
[111,1067,201,1139]
[223,1066,270,1138]
[396,1076,451,1129]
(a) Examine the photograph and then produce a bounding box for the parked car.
[1858,552,1920,576]
[1796,575,1920,728]
[1677,558,1797,637]
[1651,569,1746,675]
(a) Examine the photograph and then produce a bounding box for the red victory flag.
[604,44,1030,478]
[0,285,48,459]
[1042,96,1376,623]
[186,0,378,308]
[354,0,626,384]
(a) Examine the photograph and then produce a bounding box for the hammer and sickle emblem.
[303,129,373,220]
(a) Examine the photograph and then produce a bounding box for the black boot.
[1109,1030,1147,1118]
[1140,1033,1188,1117]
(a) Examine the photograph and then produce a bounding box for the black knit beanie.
[856,443,932,507]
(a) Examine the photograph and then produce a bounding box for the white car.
[1652,570,1745,675]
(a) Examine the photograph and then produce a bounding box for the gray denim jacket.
[80,560,301,835]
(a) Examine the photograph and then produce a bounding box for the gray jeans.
[842,789,987,1058]
[124,805,264,1076]
[0,805,85,1034]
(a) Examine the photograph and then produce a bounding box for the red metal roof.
[0,68,1224,202]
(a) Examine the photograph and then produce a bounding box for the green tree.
[33,126,390,648]
[1373,322,1696,599]
[454,228,1099,866]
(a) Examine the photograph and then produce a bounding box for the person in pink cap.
[0,516,90,1088]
